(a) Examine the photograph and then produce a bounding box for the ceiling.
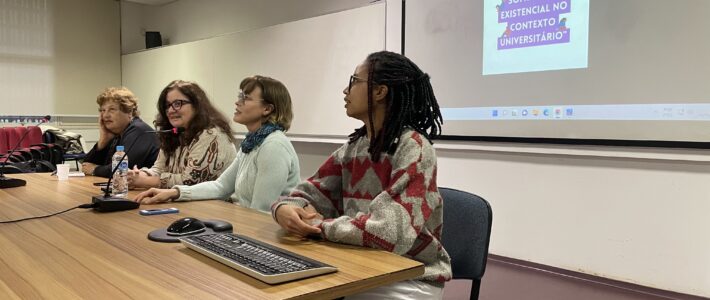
[122,0,177,6]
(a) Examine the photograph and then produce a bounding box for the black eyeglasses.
[347,75,367,93]
[166,99,191,111]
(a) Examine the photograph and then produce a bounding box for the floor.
[443,257,706,300]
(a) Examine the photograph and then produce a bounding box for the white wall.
[434,144,710,296]
[120,1,710,297]
[120,1,154,54]
[121,3,386,137]
[121,0,376,54]
[2,0,121,115]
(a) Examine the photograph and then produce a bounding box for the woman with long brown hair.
[127,80,237,189]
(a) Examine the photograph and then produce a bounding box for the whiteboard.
[122,3,386,137]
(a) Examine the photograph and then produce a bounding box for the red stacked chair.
[14,127,30,148]
[0,126,60,173]
[0,128,9,163]
[0,128,27,164]
[27,126,44,145]
[5,127,39,161]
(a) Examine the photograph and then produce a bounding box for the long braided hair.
[348,51,443,161]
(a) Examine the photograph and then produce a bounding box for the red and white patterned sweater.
[272,129,452,285]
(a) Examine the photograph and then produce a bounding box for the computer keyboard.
[180,233,337,284]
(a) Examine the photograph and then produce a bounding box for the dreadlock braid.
[367,59,377,145]
[347,51,444,161]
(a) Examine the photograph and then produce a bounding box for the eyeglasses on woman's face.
[165,99,191,111]
[347,75,368,93]
[237,90,263,104]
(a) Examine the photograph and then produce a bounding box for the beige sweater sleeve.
[146,129,237,188]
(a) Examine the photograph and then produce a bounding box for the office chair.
[0,164,28,174]
[0,127,55,173]
[26,126,63,165]
[63,152,85,170]
[6,127,39,161]
[0,128,11,163]
[439,187,493,300]
[0,128,30,162]
[43,129,85,169]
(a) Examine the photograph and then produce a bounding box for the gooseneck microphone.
[147,127,185,134]
[0,127,35,189]
[90,145,138,212]
[90,127,183,212]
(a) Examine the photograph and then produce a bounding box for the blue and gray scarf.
[240,122,283,153]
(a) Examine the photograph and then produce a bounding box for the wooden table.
[0,173,423,299]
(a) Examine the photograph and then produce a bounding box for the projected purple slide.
[497,0,571,50]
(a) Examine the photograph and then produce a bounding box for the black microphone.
[0,127,34,189]
[91,133,144,212]
[146,127,185,134]
[90,127,181,212]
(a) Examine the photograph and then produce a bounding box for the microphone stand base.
[0,177,27,189]
[91,195,140,212]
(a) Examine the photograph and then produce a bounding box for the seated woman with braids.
[127,80,237,190]
[134,76,301,213]
[271,51,452,299]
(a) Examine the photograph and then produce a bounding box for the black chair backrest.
[440,187,493,300]
[0,164,27,174]
[43,130,56,143]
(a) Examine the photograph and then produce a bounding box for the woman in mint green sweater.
[134,76,300,213]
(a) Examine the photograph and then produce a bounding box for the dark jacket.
[84,117,160,178]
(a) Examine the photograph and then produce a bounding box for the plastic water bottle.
[111,145,129,198]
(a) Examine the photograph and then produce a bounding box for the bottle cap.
[116,145,124,152]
